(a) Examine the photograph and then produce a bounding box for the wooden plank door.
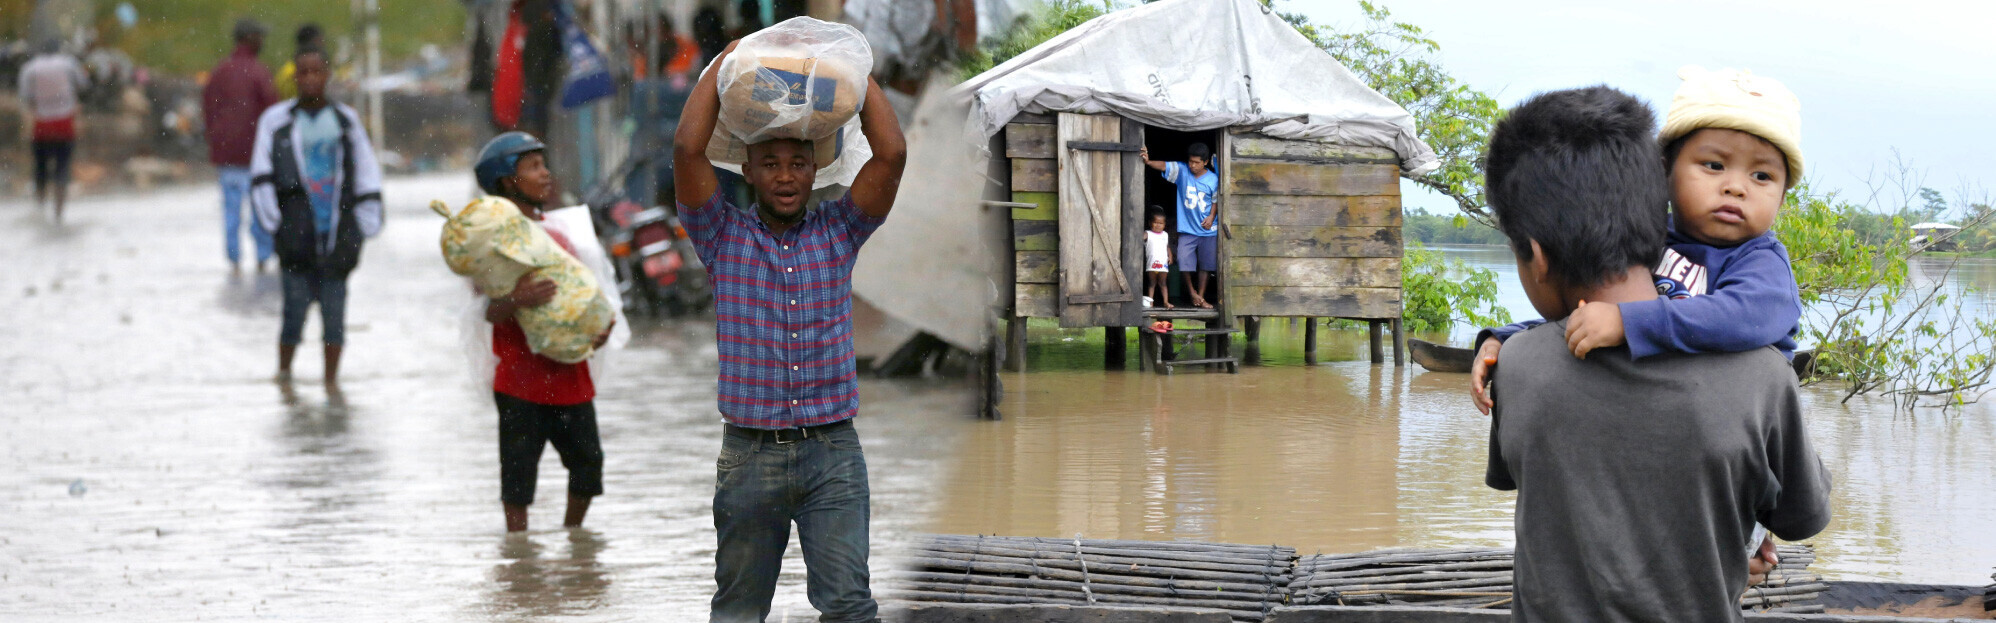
[1055,112,1139,328]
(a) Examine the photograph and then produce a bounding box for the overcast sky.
[1285,0,1996,217]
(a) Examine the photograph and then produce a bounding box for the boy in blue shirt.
[1471,67,1807,413]
[1141,143,1221,308]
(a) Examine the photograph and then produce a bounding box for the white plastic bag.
[715,16,873,144]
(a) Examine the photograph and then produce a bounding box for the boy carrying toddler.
[1479,84,1830,622]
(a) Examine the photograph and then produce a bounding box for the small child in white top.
[1145,212,1172,308]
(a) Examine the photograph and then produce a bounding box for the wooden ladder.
[1138,308,1240,374]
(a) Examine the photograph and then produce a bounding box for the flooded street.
[0,175,973,620]
[937,247,1996,586]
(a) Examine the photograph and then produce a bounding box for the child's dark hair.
[296,23,323,49]
[1485,86,1668,289]
[1187,142,1211,162]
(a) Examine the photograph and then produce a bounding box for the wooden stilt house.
[960,0,1439,373]
[995,114,1407,372]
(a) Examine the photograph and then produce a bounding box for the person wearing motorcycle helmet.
[472,131,623,533]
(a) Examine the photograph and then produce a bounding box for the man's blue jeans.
[220,166,273,264]
[711,422,876,623]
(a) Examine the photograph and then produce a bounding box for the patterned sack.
[432,197,613,364]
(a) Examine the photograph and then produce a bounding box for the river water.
[0,175,974,620]
[935,245,1996,586]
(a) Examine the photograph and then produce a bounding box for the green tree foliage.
[1949,201,1996,255]
[1913,187,1949,223]
[957,0,1112,80]
[1779,182,1996,408]
[1778,182,1910,306]
[1274,1,1504,226]
[1403,208,1507,246]
[1400,242,1510,333]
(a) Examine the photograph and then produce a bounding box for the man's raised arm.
[848,77,907,218]
[673,41,736,208]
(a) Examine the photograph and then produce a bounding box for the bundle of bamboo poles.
[882,534,1298,622]
[1286,544,1827,614]
[1740,545,1827,614]
[1287,547,1516,609]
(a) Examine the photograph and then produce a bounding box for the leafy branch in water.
[1401,242,1510,332]
[1782,175,1996,410]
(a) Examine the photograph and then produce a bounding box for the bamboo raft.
[1288,544,1827,614]
[884,536,1830,620]
[883,534,1298,622]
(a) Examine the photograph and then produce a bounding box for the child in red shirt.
[473,132,624,532]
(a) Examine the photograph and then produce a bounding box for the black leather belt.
[725,419,852,444]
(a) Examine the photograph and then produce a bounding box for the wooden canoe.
[1409,339,1475,373]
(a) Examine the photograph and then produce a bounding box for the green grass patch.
[90,0,466,77]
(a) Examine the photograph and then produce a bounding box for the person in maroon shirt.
[474,132,618,533]
[203,18,279,272]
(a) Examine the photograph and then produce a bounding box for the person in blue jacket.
[1470,66,1809,416]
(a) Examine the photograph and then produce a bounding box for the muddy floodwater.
[935,246,1996,586]
[0,175,974,620]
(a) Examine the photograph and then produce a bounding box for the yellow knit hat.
[1658,66,1803,187]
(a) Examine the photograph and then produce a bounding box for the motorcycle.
[582,149,712,317]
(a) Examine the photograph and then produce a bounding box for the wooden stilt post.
[980,337,1002,420]
[1303,317,1318,365]
[1005,317,1027,372]
[1391,318,1406,367]
[1149,329,1165,371]
[1105,326,1126,370]
[1241,316,1261,366]
[1369,320,1385,364]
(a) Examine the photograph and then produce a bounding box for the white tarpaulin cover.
[955,0,1439,175]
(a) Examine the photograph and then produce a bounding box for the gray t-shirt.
[1487,320,1832,622]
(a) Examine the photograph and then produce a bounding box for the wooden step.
[1158,356,1240,374]
[1140,327,1236,336]
[1160,357,1237,366]
[1142,308,1221,320]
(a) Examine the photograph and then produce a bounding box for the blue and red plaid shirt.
[679,190,886,429]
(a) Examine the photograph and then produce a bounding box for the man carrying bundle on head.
[672,21,906,621]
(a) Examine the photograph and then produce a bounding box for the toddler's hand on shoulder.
[1565,300,1624,359]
